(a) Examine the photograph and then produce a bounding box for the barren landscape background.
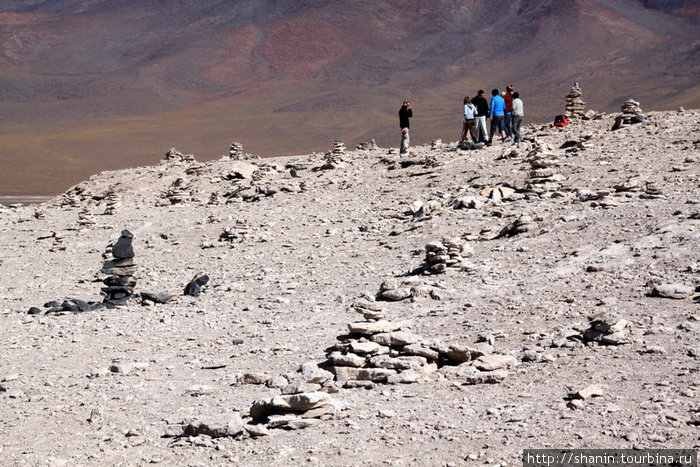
[1,0,699,196]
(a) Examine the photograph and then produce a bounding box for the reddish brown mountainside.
[0,0,698,196]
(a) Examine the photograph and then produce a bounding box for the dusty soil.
[0,109,698,466]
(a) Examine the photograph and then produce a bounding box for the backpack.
[553,114,569,127]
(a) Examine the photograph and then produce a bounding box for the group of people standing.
[462,86,524,145]
[398,86,524,154]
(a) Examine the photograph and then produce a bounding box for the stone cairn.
[101,230,137,304]
[324,300,517,388]
[102,190,121,215]
[621,99,642,115]
[161,177,192,205]
[423,237,473,274]
[320,140,348,170]
[525,149,565,194]
[564,82,585,119]
[612,99,645,130]
[218,221,251,244]
[248,363,339,431]
[582,312,628,345]
[77,208,96,227]
[355,139,378,151]
[162,148,195,165]
[229,142,244,160]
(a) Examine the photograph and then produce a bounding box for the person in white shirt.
[460,96,478,143]
[511,92,524,143]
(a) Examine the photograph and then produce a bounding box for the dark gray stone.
[28,307,42,315]
[141,292,176,304]
[112,235,134,259]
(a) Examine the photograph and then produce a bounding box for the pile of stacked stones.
[642,182,664,199]
[423,237,472,274]
[161,178,192,205]
[34,209,46,220]
[102,190,120,215]
[248,363,339,431]
[185,163,207,176]
[101,230,137,304]
[564,82,585,119]
[320,140,348,170]
[621,99,642,115]
[324,300,516,387]
[207,192,221,205]
[77,208,96,227]
[525,149,564,194]
[377,277,444,302]
[612,99,645,130]
[218,221,251,244]
[49,232,66,252]
[582,312,628,345]
[493,214,538,238]
[162,148,195,165]
[355,139,378,151]
[229,142,244,159]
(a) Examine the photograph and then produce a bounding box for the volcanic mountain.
[0,0,698,196]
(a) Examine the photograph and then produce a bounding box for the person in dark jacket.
[399,101,412,154]
[472,90,490,143]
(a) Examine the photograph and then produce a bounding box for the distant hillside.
[0,0,698,195]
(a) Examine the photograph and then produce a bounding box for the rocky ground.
[0,109,698,466]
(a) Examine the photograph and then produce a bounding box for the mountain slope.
[0,0,698,196]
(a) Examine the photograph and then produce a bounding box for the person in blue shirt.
[488,88,507,145]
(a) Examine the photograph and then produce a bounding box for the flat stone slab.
[270,392,331,411]
[371,331,421,347]
[348,320,402,335]
[473,355,518,371]
[330,366,397,382]
[184,412,244,438]
[651,283,694,299]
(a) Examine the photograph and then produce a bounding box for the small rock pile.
[621,99,642,115]
[564,82,585,119]
[325,303,516,387]
[161,178,193,205]
[48,231,66,252]
[320,141,348,170]
[249,363,339,431]
[229,142,244,159]
[355,139,378,151]
[423,237,473,274]
[33,210,46,220]
[612,99,645,130]
[377,278,446,302]
[207,192,221,205]
[641,181,664,199]
[162,148,195,165]
[77,208,96,227]
[218,221,251,244]
[582,312,628,345]
[101,230,137,304]
[102,190,120,215]
[525,150,564,194]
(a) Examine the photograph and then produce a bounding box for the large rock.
[111,230,135,259]
[651,283,694,299]
[473,355,518,371]
[184,413,244,438]
[270,392,331,411]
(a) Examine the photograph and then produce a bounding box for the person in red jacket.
[503,85,514,139]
